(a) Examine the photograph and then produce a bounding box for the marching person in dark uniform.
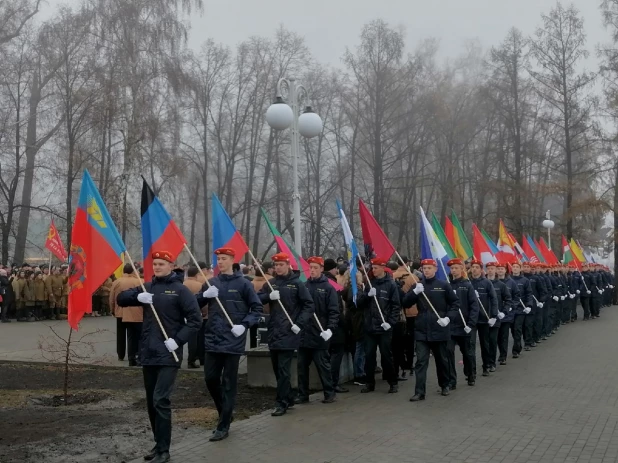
[354,257,401,394]
[197,247,263,441]
[258,253,314,417]
[580,264,593,320]
[295,256,339,404]
[590,265,603,319]
[497,263,519,365]
[486,262,511,370]
[447,258,479,388]
[509,263,533,358]
[522,262,547,348]
[469,259,498,377]
[403,258,460,401]
[568,267,581,321]
[117,250,202,463]
[537,264,553,338]
[323,258,349,393]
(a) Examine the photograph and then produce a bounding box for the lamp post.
[542,210,555,249]
[265,78,323,255]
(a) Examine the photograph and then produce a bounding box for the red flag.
[538,237,559,264]
[522,236,539,263]
[358,199,395,260]
[496,220,517,263]
[68,171,125,330]
[472,224,495,265]
[45,220,68,261]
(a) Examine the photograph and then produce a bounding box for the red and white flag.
[45,220,68,261]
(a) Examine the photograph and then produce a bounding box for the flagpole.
[356,256,387,324]
[49,250,52,270]
[183,244,234,327]
[246,249,309,330]
[124,250,179,363]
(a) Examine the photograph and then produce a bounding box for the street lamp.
[265,78,323,254]
[542,210,555,249]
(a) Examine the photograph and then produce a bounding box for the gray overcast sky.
[42,0,610,68]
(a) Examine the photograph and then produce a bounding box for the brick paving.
[127,305,618,463]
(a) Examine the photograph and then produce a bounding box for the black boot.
[151,452,170,463]
[409,394,425,402]
[271,407,286,417]
[388,384,398,394]
[143,446,157,461]
[360,384,375,393]
[210,430,229,442]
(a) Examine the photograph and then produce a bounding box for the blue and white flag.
[420,207,450,280]
[337,200,360,302]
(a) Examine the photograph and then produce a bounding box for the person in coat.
[197,247,263,442]
[257,252,314,417]
[354,257,401,394]
[323,258,348,393]
[448,258,480,388]
[523,262,547,347]
[294,256,339,404]
[0,269,10,323]
[486,262,511,371]
[184,266,206,369]
[510,263,534,358]
[469,259,498,378]
[403,258,460,401]
[580,264,593,320]
[117,250,201,463]
[110,264,144,366]
[33,271,47,320]
[497,263,519,365]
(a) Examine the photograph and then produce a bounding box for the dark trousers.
[541,303,551,336]
[591,297,601,317]
[533,307,543,341]
[329,343,345,388]
[269,349,295,409]
[204,352,240,432]
[143,366,178,454]
[561,299,571,323]
[188,319,206,365]
[523,314,534,347]
[391,322,407,376]
[570,297,578,320]
[0,300,7,321]
[581,297,591,319]
[414,340,449,397]
[498,322,511,361]
[488,325,499,368]
[297,347,335,400]
[553,301,562,329]
[404,317,416,370]
[116,317,127,360]
[364,332,396,386]
[127,322,142,363]
[447,335,475,387]
[473,324,493,371]
[511,315,525,354]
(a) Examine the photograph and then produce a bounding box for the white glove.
[560,296,566,301]
[291,324,301,334]
[537,302,544,308]
[231,325,246,337]
[203,286,219,298]
[569,294,575,299]
[137,292,153,304]
[464,326,472,334]
[320,329,333,341]
[576,290,580,294]
[164,338,179,352]
[269,290,280,301]
[523,307,531,314]
[475,290,480,298]
[587,290,591,295]
[600,289,604,294]
[497,312,505,319]
[368,288,377,297]
[381,322,391,331]
[437,317,450,327]
[413,283,424,295]
[553,296,559,301]
[488,318,496,327]
[610,285,614,289]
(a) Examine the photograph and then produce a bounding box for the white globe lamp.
[265,97,293,131]
[298,106,323,138]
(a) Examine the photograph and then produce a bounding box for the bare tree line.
[0,0,617,267]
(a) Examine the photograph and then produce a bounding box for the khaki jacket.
[109,274,143,322]
[12,278,26,301]
[46,275,64,298]
[392,266,418,317]
[252,275,272,314]
[33,279,47,301]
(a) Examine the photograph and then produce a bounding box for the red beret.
[307,256,324,266]
[421,258,437,267]
[371,257,387,266]
[470,258,483,267]
[485,261,498,267]
[215,247,236,257]
[447,258,464,267]
[152,250,174,263]
[384,267,393,274]
[272,253,290,263]
[495,262,507,268]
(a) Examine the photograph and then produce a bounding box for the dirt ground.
[0,361,273,463]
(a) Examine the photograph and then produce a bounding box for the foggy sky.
[42,0,610,68]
